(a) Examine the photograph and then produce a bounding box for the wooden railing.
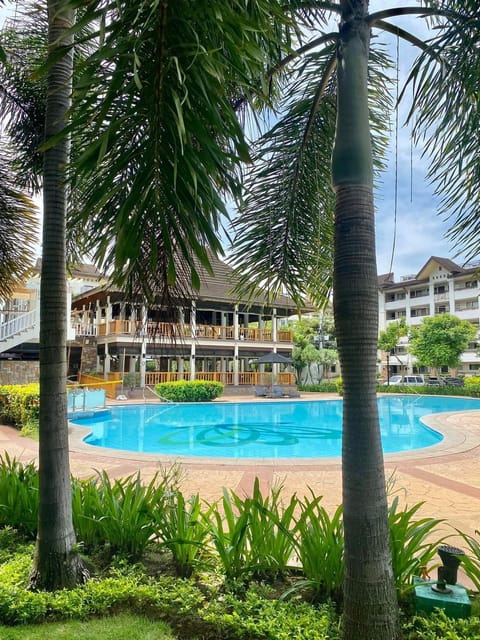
[144,371,294,386]
[93,320,292,343]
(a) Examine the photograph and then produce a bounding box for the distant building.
[378,256,480,377]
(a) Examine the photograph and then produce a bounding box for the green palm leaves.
[69,0,294,301]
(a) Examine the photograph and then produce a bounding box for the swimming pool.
[69,395,480,459]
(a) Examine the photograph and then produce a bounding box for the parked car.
[442,377,464,387]
[426,376,444,386]
[383,375,424,386]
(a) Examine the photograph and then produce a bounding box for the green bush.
[0,454,38,538]
[155,380,223,402]
[298,382,338,393]
[0,384,40,428]
[403,609,480,639]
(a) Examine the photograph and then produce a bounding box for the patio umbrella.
[256,352,293,364]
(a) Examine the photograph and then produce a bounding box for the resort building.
[378,256,480,378]
[69,254,301,391]
[0,255,303,390]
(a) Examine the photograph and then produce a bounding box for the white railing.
[0,308,38,342]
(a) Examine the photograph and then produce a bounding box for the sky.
[0,2,475,281]
[368,2,471,279]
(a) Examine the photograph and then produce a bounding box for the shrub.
[154,380,223,402]
[153,490,213,578]
[403,609,480,639]
[291,494,344,603]
[388,497,446,596]
[0,384,40,428]
[298,383,338,393]
[464,377,480,398]
[0,454,38,538]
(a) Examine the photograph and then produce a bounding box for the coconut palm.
[1,0,294,589]
[232,1,480,638]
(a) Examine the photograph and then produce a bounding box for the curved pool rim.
[67,395,480,466]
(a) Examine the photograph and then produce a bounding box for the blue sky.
[369,2,471,279]
[0,2,473,279]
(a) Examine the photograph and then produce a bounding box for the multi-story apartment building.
[378,256,480,378]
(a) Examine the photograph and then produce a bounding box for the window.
[410,288,429,299]
[434,285,448,294]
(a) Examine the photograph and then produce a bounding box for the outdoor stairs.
[0,308,39,354]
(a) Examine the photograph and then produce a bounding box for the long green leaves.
[68,0,296,302]
[0,453,38,538]
[388,497,446,594]
[0,456,452,597]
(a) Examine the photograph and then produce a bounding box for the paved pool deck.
[2,392,480,544]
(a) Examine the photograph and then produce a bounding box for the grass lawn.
[0,614,175,640]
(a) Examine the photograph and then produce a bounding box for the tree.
[378,319,407,382]
[378,319,407,354]
[1,0,294,588]
[231,2,480,638]
[0,151,38,299]
[409,314,476,373]
[29,0,88,590]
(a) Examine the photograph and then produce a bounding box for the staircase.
[0,308,39,354]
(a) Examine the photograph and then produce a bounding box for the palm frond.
[0,146,39,299]
[405,1,480,261]
[67,0,296,302]
[231,41,393,308]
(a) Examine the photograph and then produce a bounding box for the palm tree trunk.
[332,2,399,638]
[30,0,88,590]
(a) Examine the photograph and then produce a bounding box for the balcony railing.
[93,320,292,343]
[144,371,295,386]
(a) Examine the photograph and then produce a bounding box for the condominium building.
[378,256,480,377]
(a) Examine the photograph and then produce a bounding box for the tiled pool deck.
[2,392,480,542]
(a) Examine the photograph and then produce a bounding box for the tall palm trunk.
[30,0,88,590]
[332,1,399,638]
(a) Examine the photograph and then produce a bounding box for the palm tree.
[1,0,294,588]
[29,0,88,590]
[0,151,38,299]
[232,1,480,638]
[68,0,294,303]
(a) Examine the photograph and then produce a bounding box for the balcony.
[94,320,293,343]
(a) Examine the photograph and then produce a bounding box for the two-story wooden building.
[70,254,304,389]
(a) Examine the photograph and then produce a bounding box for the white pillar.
[140,305,147,388]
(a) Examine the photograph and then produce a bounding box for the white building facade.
[378,256,480,378]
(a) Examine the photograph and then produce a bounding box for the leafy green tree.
[231,2,480,637]
[378,319,407,354]
[409,314,476,373]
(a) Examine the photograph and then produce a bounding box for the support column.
[140,305,147,388]
[233,345,239,386]
[104,343,110,379]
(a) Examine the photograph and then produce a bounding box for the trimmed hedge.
[0,384,40,427]
[154,380,223,402]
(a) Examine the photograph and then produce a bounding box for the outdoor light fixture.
[432,545,465,593]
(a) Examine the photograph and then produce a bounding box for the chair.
[266,385,285,398]
[253,385,268,397]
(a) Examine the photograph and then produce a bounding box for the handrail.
[0,308,37,342]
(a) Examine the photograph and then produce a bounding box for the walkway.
[2,393,480,542]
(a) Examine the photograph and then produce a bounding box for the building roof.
[72,253,310,314]
[379,256,480,290]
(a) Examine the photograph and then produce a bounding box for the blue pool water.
[69,395,480,459]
